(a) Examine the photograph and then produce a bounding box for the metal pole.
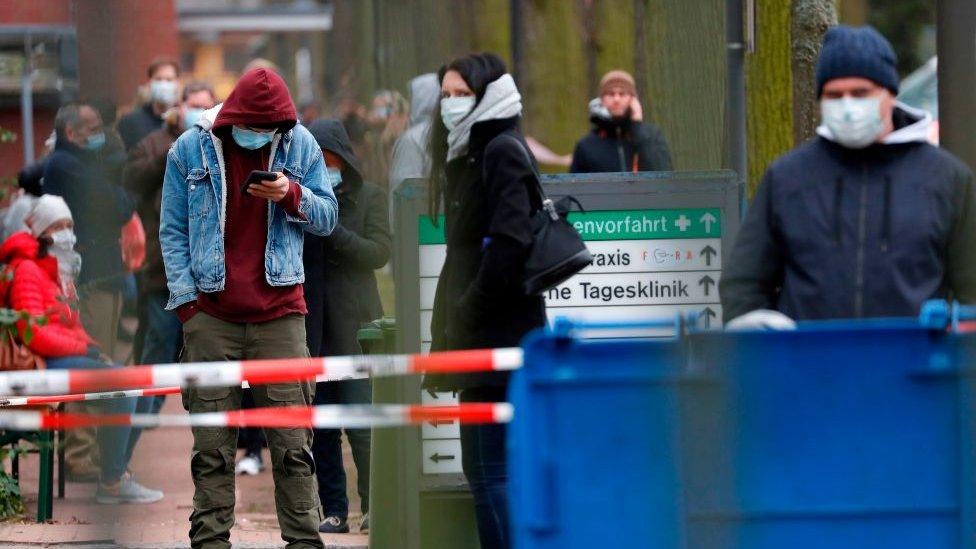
[510,0,525,85]
[936,0,976,170]
[21,33,35,165]
[726,0,747,210]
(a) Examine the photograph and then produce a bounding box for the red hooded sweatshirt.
[185,68,308,325]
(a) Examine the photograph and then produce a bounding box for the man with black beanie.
[721,25,976,327]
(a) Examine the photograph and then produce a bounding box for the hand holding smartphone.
[241,170,279,196]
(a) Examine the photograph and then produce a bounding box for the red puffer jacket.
[0,232,92,357]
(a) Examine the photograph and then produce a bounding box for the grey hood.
[408,73,440,127]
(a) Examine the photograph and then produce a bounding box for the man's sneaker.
[359,513,369,533]
[235,453,265,476]
[319,515,350,534]
[95,474,164,504]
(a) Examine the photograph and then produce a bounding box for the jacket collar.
[54,137,86,156]
[468,116,520,155]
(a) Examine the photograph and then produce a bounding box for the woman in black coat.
[426,52,546,549]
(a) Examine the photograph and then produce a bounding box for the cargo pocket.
[189,386,233,451]
[190,446,236,509]
[274,447,318,512]
[266,383,305,406]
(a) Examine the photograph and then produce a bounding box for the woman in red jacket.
[0,195,163,504]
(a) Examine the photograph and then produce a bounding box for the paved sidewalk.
[0,397,368,548]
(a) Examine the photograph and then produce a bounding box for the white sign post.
[417,207,724,473]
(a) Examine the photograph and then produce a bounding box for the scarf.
[446,74,523,161]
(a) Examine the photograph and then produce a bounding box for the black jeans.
[460,386,509,549]
[312,379,371,518]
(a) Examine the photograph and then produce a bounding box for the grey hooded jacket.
[389,73,440,193]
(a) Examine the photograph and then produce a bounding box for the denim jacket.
[160,107,338,310]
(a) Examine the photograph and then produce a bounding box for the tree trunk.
[744,0,834,197]
[642,0,726,171]
[791,0,837,143]
[518,0,591,155]
[744,1,793,195]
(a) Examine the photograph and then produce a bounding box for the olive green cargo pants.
[181,312,323,549]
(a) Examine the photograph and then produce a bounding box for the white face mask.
[150,80,178,107]
[46,229,81,284]
[49,229,77,251]
[440,96,476,131]
[821,96,884,149]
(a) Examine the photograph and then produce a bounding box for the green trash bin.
[361,318,480,549]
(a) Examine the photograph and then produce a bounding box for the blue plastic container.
[509,313,975,548]
[685,320,966,549]
[508,320,687,549]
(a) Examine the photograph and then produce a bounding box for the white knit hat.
[29,195,73,237]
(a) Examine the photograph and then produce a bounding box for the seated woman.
[0,195,163,504]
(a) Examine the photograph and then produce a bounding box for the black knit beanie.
[816,25,899,97]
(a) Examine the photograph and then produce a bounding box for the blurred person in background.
[305,119,391,535]
[117,57,181,151]
[570,69,672,173]
[124,81,217,414]
[389,73,439,197]
[0,195,162,504]
[363,90,409,189]
[43,101,135,481]
[424,52,546,549]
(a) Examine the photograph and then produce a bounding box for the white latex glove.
[726,309,797,331]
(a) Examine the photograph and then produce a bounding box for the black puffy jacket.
[426,116,547,391]
[721,106,976,322]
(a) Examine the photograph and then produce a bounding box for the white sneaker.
[235,454,265,476]
[95,474,164,504]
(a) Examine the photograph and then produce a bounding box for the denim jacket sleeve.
[284,131,338,237]
[159,142,198,310]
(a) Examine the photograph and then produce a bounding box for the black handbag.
[499,135,593,295]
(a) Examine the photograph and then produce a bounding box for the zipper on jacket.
[615,126,627,171]
[854,165,869,318]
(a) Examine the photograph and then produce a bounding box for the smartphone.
[241,170,278,195]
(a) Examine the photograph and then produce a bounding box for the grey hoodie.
[389,73,440,193]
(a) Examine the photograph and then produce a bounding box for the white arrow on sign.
[699,213,717,233]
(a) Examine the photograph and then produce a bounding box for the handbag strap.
[490,134,548,204]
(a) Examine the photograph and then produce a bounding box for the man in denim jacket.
[161,68,337,549]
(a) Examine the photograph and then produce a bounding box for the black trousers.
[312,379,371,518]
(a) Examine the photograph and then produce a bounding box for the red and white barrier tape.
[0,386,179,408]
[0,348,522,397]
[0,367,379,407]
[0,403,514,430]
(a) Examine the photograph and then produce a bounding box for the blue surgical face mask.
[440,96,476,131]
[85,132,106,151]
[183,108,205,130]
[327,167,343,188]
[232,126,276,150]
